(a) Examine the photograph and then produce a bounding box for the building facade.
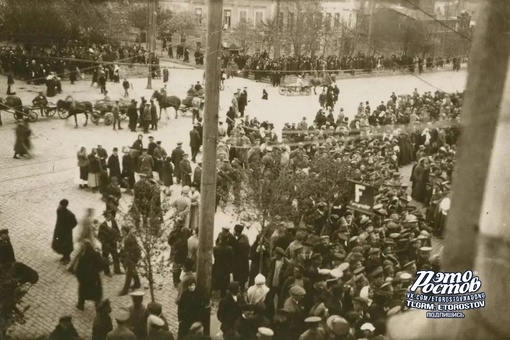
[158,0,363,56]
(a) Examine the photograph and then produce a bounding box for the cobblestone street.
[0,68,463,338]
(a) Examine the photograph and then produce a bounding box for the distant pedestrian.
[88,148,101,193]
[151,100,158,130]
[112,101,122,130]
[171,143,185,184]
[51,199,78,265]
[98,211,122,276]
[128,100,138,132]
[7,74,15,95]
[262,89,268,100]
[143,104,151,133]
[77,147,89,189]
[163,68,169,83]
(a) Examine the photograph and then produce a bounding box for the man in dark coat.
[147,136,157,156]
[92,299,113,340]
[128,100,138,132]
[179,153,193,187]
[51,199,78,265]
[217,281,244,336]
[107,148,121,180]
[119,226,142,296]
[98,211,122,276]
[213,234,234,297]
[171,142,185,184]
[189,125,202,163]
[238,87,248,118]
[232,224,250,292]
[0,228,16,267]
[150,100,158,130]
[168,222,191,287]
[138,97,147,128]
[75,241,104,310]
[49,316,80,340]
[122,148,135,193]
[193,161,202,189]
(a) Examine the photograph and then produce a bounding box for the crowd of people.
[222,52,465,81]
[1,52,463,339]
[0,42,162,85]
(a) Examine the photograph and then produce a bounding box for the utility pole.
[274,0,281,58]
[196,0,222,336]
[146,0,154,89]
[366,0,375,56]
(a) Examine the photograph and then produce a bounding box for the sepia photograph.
[0,0,503,339]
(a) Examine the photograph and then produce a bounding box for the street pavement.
[0,67,465,339]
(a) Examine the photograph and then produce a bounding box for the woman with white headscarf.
[247,274,270,305]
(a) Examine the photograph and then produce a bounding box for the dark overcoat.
[51,207,77,255]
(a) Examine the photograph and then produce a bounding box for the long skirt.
[79,166,88,181]
[88,172,100,188]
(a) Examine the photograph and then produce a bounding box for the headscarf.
[247,274,270,305]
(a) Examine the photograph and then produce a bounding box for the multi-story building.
[159,0,363,56]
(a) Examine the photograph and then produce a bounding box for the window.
[239,10,247,23]
[255,11,263,24]
[288,12,295,31]
[334,13,340,28]
[224,9,231,28]
[326,13,332,30]
[278,12,284,29]
[195,8,202,25]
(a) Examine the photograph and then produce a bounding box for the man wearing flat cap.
[284,284,307,339]
[300,316,326,340]
[107,309,136,340]
[171,142,185,184]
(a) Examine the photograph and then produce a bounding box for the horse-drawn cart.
[278,85,313,96]
[26,102,58,120]
[0,96,38,125]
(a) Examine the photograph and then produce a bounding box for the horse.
[0,96,24,125]
[309,74,336,95]
[151,91,182,119]
[56,97,93,128]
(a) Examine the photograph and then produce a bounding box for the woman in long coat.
[161,156,174,194]
[77,147,89,188]
[88,148,101,192]
[177,281,204,339]
[51,199,78,265]
[75,241,104,311]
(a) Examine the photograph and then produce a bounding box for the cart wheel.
[278,87,286,96]
[104,112,114,126]
[27,110,38,122]
[58,108,68,119]
[91,113,100,125]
